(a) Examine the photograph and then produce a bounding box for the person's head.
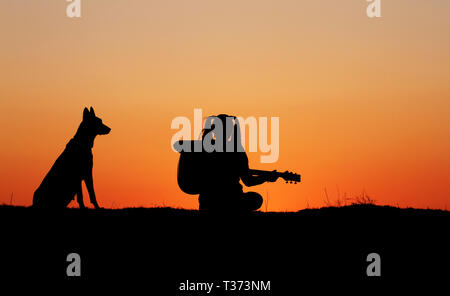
[202,114,243,152]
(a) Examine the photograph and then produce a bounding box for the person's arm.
[241,173,266,187]
[239,152,278,187]
[241,170,278,187]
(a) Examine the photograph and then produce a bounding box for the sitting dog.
[33,107,111,209]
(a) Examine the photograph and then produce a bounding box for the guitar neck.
[249,169,301,183]
[249,169,279,177]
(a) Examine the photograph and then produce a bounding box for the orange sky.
[1,1,449,211]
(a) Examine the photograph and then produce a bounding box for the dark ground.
[0,204,448,292]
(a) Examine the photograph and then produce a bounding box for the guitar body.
[175,140,205,195]
[177,150,204,195]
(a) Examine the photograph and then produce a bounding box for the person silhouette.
[197,114,278,213]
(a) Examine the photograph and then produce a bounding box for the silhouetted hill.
[1,203,447,218]
[0,204,448,290]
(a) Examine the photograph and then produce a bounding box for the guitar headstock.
[279,171,301,184]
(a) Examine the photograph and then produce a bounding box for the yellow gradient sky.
[1,1,449,210]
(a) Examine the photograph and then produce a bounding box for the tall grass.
[323,187,376,207]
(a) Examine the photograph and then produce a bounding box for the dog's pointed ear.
[83,107,90,121]
[90,107,95,116]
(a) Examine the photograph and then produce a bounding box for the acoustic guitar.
[175,140,301,194]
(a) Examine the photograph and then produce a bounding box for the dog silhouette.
[33,107,111,209]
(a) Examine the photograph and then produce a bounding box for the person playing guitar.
[175,114,300,213]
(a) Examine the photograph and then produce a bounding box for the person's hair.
[201,114,244,152]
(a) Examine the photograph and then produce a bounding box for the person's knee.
[254,194,263,210]
[245,192,263,211]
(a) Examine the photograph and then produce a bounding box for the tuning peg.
[294,182,297,184]
[285,181,288,184]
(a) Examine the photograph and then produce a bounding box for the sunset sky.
[1,1,449,211]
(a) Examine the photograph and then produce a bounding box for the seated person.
[198,114,278,213]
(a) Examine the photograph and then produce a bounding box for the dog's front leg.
[77,181,86,209]
[85,173,101,209]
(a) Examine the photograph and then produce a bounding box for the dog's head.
[82,107,111,136]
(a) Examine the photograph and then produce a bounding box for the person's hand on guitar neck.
[265,170,280,183]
